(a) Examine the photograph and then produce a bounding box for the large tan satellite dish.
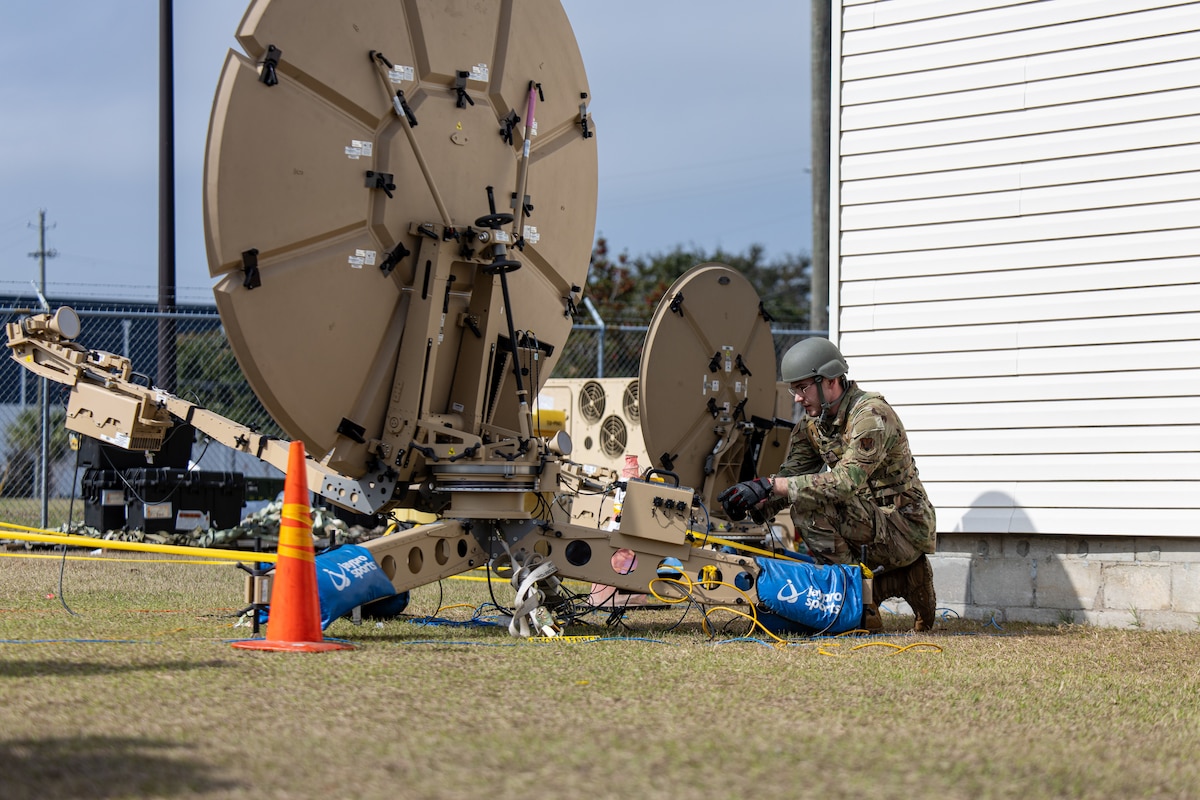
[204,0,597,482]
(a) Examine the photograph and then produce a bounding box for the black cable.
[484,559,513,618]
[56,430,82,616]
[102,435,211,512]
[413,579,445,625]
[657,594,696,634]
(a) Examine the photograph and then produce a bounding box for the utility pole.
[28,209,57,529]
[810,0,831,334]
[158,0,178,392]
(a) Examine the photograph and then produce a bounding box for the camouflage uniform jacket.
[766,382,935,552]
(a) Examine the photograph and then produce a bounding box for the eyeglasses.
[790,379,819,396]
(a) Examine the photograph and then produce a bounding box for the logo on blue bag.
[321,553,379,592]
[776,579,844,615]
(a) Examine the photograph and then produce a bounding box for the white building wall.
[830,0,1200,550]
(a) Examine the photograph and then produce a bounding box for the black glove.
[717,477,773,521]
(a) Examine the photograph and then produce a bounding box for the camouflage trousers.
[789,493,936,571]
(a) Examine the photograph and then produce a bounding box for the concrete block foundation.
[926,534,1200,631]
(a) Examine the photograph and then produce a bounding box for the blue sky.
[1,1,812,304]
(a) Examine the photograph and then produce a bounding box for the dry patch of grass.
[2,551,1199,799]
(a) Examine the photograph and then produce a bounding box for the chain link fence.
[1,299,817,531]
[559,323,819,379]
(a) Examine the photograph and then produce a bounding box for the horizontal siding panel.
[913,426,1200,455]
[841,144,1200,204]
[840,285,1200,329]
[855,369,1200,404]
[927,480,1200,509]
[839,260,1200,304]
[898,398,1200,429]
[843,173,1200,231]
[840,228,1200,279]
[1012,341,1200,373]
[936,505,1198,536]
[845,61,1026,106]
[842,192,1021,230]
[844,0,1180,54]
[1017,172,1200,215]
[839,313,1200,354]
[845,341,1200,381]
[841,200,1200,255]
[842,210,1200,260]
[841,116,1200,177]
[842,164,1021,205]
[914,452,1200,481]
[1026,26,1200,81]
[843,90,1200,155]
[843,85,1025,131]
[844,60,1200,131]
[842,5,1200,79]
[1027,58,1200,106]
[843,0,1033,32]
[843,30,1200,105]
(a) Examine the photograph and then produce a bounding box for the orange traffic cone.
[232,440,354,653]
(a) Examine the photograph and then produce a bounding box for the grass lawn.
[1,548,1198,800]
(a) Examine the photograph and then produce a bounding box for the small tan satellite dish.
[639,263,779,504]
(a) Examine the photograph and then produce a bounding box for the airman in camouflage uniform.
[718,338,938,630]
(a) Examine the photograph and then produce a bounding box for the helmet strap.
[816,377,847,429]
[815,378,833,427]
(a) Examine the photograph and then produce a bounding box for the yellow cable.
[850,641,903,652]
[688,531,873,578]
[691,531,802,561]
[432,602,477,616]
[847,641,943,654]
[0,551,230,565]
[0,524,277,563]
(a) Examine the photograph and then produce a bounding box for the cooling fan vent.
[622,379,640,426]
[599,415,628,459]
[579,380,606,424]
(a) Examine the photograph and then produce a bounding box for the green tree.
[553,237,812,378]
[580,237,811,325]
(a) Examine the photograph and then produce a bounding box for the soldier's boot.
[871,569,901,606]
[900,554,937,632]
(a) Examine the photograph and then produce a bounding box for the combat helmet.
[780,338,848,382]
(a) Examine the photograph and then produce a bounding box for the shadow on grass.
[0,658,233,678]
[0,735,240,799]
